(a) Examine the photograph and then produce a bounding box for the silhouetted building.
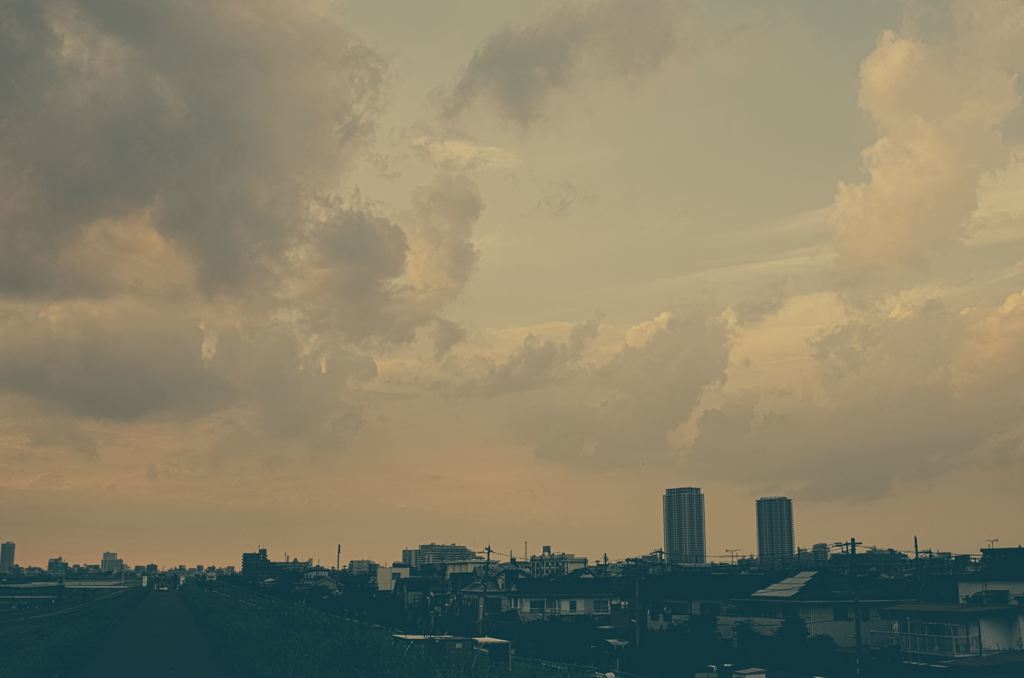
[242,548,269,579]
[756,497,794,567]
[0,542,14,573]
[348,559,379,577]
[47,557,67,577]
[400,543,476,567]
[812,542,829,565]
[101,551,124,574]
[529,546,588,577]
[980,546,1024,577]
[663,487,706,564]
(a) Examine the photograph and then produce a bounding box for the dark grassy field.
[0,588,146,678]
[181,584,604,678]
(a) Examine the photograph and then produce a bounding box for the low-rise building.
[529,546,588,578]
[348,560,379,577]
[461,575,624,621]
[376,563,411,592]
[720,571,914,648]
[871,602,1024,665]
[401,543,477,568]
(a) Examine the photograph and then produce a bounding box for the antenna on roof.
[985,538,999,549]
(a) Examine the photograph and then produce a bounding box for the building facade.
[400,543,477,567]
[0,542,14,573]
[663,487,706,564]
[242,548,269,579]
[348,559,379,577]
[756,497,795,567]
[47,557,67,577]
[529,546,588,578]
[101,551,124,574]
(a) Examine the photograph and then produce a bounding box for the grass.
[0,588,146,678]
[181,584,601,678]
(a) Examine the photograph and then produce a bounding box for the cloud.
[686,293,1024,500]
[207,324,374,443]
[440,0,681,126]
[730,278,788,325]
[457,314,602,396]
[411,132,520,171]
[432,318,467,360]
[0,0,385,297]
[830,9,1022,290]
[495,310,731,467]
[403,174,485,308]
[0,302,229,420]
[535,181,590,218]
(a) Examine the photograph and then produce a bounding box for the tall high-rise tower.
[0,542,15,573]
[756,497,795,567]
[663,487,706,564]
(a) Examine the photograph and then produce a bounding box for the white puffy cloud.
[830,14,1022,288]
[686,292,1024,499]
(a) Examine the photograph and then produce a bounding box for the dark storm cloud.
[441,0,681,126]
[0,0,385,297]
[0,305,229,420]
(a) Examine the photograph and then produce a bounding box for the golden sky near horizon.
[2,0,1024,568]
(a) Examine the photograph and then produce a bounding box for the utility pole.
[479,545,493,637]
[726,548,739,565]
[634,564,642,648]
[851,537,863,677]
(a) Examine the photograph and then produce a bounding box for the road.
[72,590,223,678]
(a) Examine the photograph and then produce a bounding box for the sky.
[2,0,1024,568]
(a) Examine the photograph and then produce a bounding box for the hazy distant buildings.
[812,542,829,566]
[663,487,706,564]
[242,548,269,579]
[400,543,477,567]
[529,546,588,577]
[756,497,795,567]
[0,542,14,573]
[47,557,67,577]
[101,551,124,574]
[348,559,379,577]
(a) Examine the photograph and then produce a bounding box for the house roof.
[462,576,622,597]
[880,603,1022,618]
[751,572,817,598]
[741,570,917,603]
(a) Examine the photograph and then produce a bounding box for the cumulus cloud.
[830,5,1023,289]
[440,0,681,126]
[0,0,494,465]
[457,314,602,396]
[432,318,467,360]
[0,302,229,420]
[474,310,731,467]
[687,293,1024,499]
[0,0,384,297]
[403,174,485,307]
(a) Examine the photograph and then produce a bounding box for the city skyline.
[2,0,1023,570]
[4,486,1012,570]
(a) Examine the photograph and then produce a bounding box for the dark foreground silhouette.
[72,590,221,678]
